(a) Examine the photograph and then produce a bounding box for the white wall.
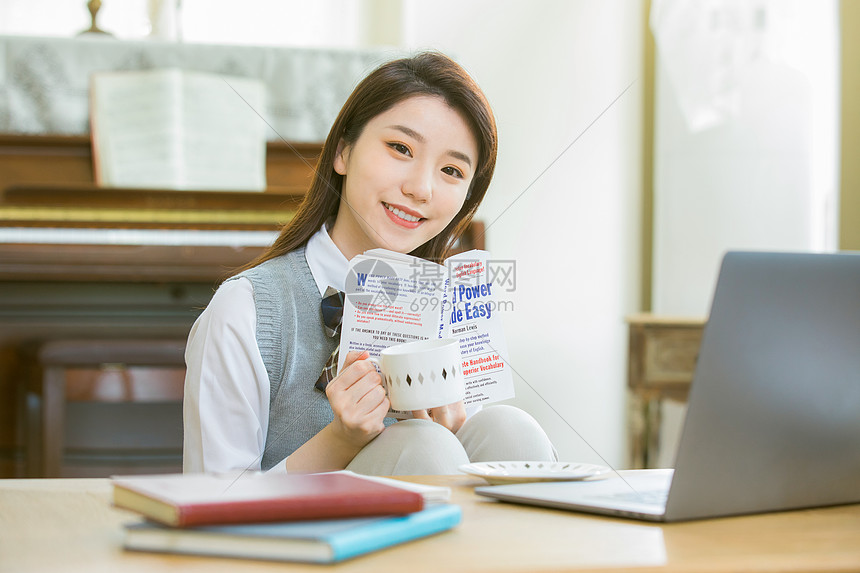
[0,0,146,38]
[0,0,361,46]
[402,0,643,467]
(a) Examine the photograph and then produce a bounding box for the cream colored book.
[90,68,267,191]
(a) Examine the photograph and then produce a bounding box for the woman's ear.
[333,139,349,175]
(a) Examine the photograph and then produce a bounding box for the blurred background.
[0,0,855,477]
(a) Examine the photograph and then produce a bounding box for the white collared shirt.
[305,221,350,297]
[182,224,347,474]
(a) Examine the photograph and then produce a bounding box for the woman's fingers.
[411,409,431,421]
[338,350,370,380]
[422,401,467,433]
[325,352,388,446]
[326,353,374,394]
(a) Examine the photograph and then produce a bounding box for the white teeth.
[385,203,421,222]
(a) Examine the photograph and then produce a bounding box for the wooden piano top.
[0,134,322,196]
[0,135,314,282]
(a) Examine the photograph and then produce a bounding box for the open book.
[90,68,267,191]
[338,249,515,411]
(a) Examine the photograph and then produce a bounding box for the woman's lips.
[383,202,425,229]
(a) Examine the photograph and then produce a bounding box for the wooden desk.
[2,476,859,573]
[627,314,706,469]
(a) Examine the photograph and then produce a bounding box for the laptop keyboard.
[597,489,668,506]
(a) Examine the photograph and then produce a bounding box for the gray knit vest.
[230,247,336,470]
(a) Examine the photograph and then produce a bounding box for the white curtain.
[651,0,840,316]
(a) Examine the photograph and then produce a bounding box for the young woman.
[183,52,556,475]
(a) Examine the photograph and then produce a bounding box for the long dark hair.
[239,51,497,272]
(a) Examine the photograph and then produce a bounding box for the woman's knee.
[380,419,465,452]
[347,419,469,476]
[457,405,557,462]
[463,404,542,435]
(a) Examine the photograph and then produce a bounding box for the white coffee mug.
[369,338,464,411]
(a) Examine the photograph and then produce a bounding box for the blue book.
[123,504,461,563]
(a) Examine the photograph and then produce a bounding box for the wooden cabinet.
[626,314,705,468]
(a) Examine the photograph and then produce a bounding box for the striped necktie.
[315,286,344,392]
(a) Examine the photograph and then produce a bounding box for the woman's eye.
[388,142,411,156]
[442,166,464,179]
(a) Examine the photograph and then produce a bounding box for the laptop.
[475,251,860,522]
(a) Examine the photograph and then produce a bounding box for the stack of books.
[112,471,460,564]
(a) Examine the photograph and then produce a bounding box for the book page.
[445,250,516,406]
[338,251,451,418]
[338,249,516,408]
[338,252,444,372]
[90,68,266,191]
[90,69,181,187]
[178,72,266,190]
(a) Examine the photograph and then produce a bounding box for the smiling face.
[329,95,478,260]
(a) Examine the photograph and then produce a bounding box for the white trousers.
[345,405,557,476]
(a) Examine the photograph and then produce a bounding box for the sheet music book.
[90,68,267,191]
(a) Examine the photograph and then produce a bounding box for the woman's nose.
[402,166,433,202]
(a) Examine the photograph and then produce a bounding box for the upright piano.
[0,134,319,477]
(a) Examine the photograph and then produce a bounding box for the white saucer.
[459,461,611,485]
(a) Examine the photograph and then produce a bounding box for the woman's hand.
[325,350,390,449]
[412,401,467,434]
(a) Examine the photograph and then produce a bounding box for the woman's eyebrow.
[389,124,425,142]
[447,150,473,167]
[388,124,473,167]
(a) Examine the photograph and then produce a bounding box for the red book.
[112,472,424,527]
